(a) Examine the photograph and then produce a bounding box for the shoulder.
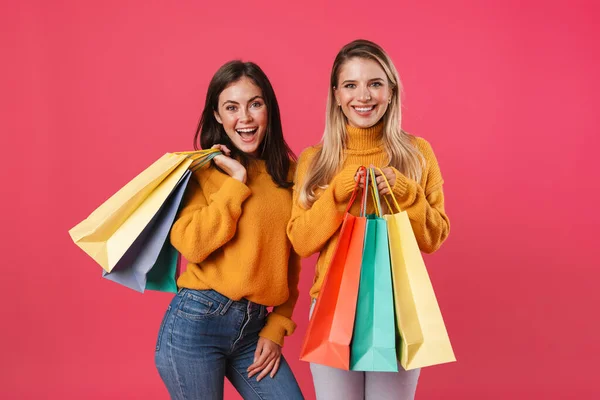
[293,145,321,182]
[407,134,444,191]
[404,134,439,168]
[297,145,321,165]
[409,135,436,159]
[296,145,322,171]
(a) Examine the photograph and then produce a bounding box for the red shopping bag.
[300,167,368,369]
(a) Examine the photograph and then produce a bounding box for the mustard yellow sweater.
[170,160,300,346]
[287,122,450,299]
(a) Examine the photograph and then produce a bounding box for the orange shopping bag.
[300,167,368,370]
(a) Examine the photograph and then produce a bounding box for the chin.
[350,119,377,129]
[237,144,260,155]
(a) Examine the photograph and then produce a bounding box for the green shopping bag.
[350,168,398,372]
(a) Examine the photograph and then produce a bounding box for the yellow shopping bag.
[377,168,456,370]
[69,150,219,272]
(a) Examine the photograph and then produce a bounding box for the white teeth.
[354,106,375,112]
[236,128,257,133]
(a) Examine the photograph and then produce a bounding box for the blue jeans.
[155,288,304,400]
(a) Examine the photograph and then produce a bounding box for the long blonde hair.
[299,39,424,208]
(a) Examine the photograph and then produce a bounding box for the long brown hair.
[194,60,295,188]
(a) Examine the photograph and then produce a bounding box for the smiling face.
[334,57,393,129]
[213,76,268,156]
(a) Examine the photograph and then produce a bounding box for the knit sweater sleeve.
[170,169,252,263]
[287,147,360,258]
[258,249,301,346]
[389,138,450,253]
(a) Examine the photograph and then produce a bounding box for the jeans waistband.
[179,288,265,313]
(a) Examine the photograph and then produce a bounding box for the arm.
[258,249,302,347]
[390,141,450,253]
[170,172,252,263]
[287,148,360,257]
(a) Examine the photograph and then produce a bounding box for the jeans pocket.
[155,305,171,352]
[177,291,223,320]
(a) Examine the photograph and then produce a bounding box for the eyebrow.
[340,78,385,85]
[222,95,264,106]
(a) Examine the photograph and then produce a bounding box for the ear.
[333,87,341,106]
[213,110,223,124]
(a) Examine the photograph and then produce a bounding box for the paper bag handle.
[368,168,384,217]
[345,166,367,215]
[373,167,403,213]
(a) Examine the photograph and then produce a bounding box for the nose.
[239,107,253,123]
[357,86,372,102]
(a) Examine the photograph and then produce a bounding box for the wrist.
[233,171,247,184]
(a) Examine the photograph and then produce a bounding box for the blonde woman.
[287,40,450,399]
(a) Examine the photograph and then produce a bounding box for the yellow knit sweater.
[170,160,300,346]
[287,122,450,299]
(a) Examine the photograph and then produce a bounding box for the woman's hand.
[354,167,366,189]
[212,144,247,184]
[371,166,396,195]
[247,337,282,382]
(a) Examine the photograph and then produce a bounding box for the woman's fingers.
[256,358,277,382]
[211,144,231,156]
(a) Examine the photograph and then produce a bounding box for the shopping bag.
[350,168,398,372]
[299,167,367,370]
[144,233,181,293]
[144,152,217,293]
[69,149,219,272]
[102,169,192,293]
[377,168,456,370]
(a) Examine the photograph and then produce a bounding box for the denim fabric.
[155,289,304,400]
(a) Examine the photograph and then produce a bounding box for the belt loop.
[220,299,233,315]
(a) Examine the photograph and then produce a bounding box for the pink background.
[3,0,599,398]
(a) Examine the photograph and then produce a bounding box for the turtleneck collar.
[345,121,384,150]
[245,157,269,178]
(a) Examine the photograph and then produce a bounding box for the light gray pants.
[309,301,420,400]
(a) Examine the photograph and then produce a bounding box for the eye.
[225,105,237,111]
[250,101,263,108]
[344,83,356,89]
[370,81,383,87]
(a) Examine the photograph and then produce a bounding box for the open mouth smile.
[352,105,376,114]
[236,127,258,142]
